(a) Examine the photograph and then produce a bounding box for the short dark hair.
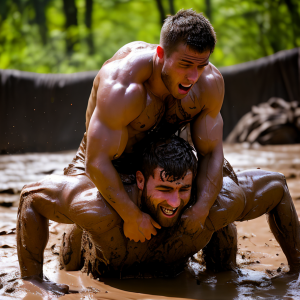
[140,135,197,182]
[160,9,216,57]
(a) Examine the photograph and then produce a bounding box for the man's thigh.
[235,169,286,221]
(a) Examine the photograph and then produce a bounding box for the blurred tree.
[62,0,78,53]
[32,0,49,44]
[155,0,175,25]
[284,0,300,47]
[85,0,94,54]
[0,0,299,73]
[169,0,175,15]
[155,0,166,25]
[205,0,212,21]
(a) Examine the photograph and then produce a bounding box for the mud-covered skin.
[17,169,300,280]
[84,41,224,243]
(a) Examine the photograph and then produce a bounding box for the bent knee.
[19,178,73,223]
[19,182,44,211]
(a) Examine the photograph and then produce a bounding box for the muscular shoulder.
[100,47,154,85]
[97,49,155,127]
[193,63,224,114]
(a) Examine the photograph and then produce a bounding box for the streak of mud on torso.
[1,143,300,299]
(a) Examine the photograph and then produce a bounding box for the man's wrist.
[191,202,210,218]
[122,205,142,223]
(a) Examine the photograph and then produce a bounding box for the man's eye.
[180,188,190,192]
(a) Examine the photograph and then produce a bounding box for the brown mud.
[1,143,300,299]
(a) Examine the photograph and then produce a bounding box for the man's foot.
[24,275,70,295]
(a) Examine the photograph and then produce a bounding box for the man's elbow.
[85,156,109,181]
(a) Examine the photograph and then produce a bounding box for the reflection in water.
[103,266,300,300]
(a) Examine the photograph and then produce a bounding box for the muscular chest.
[129,90,165,134]
[127,89,203,152]
[98,226,200,276]
[164,92,203,127]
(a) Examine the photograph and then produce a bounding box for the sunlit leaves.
[0,0,299,73]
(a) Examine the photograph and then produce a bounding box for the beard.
[141,190,185,228]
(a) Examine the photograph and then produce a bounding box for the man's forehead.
[176,44,210,64]
[153,167,193,183]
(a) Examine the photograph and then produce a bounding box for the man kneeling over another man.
[17,136,300,293]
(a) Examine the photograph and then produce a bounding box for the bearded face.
[139,167,193,228]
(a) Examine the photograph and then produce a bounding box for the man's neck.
[146,53,170,101]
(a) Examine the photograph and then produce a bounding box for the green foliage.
[0,0,299,73]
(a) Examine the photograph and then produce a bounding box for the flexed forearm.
[86,156,161,242]
[194,142,224,217]
[86,157,140,221]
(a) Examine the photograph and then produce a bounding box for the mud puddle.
[1,143,300,299]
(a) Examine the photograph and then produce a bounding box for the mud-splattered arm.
[86,65,160,243]
[186,66,224,228]
[191,110,224,225]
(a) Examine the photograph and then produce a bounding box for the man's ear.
[136,171,145,190]
[156,46,165,61]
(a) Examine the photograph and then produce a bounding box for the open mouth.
[160,206,178,218]
[178,83,192,94]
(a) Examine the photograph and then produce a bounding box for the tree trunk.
[85,0,94,54]
[62,0,78,54]
[32,0,49,45]
[155,0,166,26]
[168,0,175,15]
[205,0,212,22]
[283,0,300,47]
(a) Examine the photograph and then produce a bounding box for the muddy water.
[1,143,300,299]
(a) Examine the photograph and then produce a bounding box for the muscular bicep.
[86,79,144,164]
[191,111,223,156]
[87,108,128,163]
[192,65,224,156]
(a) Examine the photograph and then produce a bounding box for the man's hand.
[123,212,161,243]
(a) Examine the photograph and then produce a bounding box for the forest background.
[0,0,299,74]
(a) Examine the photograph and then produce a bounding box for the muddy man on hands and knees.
[18,136,300,294]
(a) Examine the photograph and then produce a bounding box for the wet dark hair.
[160,9,216,57]
[140,135,197,182]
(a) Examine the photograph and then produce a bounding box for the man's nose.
[166,191,181,208]
[187,67,199,83]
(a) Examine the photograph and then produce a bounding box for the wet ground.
[0,143,300,299]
